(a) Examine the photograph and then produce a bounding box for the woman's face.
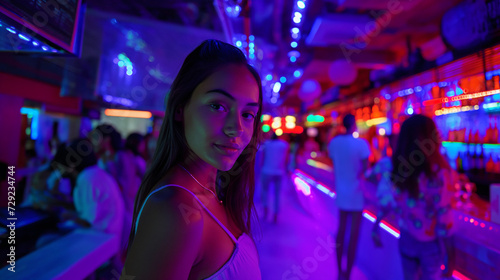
[182,64,260,171]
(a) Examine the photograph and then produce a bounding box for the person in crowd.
[327,114,370,280]
[390,114,458,280]
[142,132,158,167]
[51,138,125,270]
[260,132,289,223]
[20,143,73,212]
[125,132,147,179]
[120,132,147,263]
[122,39,262,279]
[303,135,320,155]
[364,135,397,247]
[287,134,300,174]
[88,123,123,178]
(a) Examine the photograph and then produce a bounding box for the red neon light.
[380,220,400,235]
[452,270,471,280]
[423,89,500,106]
[363,210,376,219]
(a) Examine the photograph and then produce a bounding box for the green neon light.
[306,115,325,122]
[442,141,500,149]
[306,159,333,172]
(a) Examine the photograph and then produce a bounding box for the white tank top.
[135,184,262,280]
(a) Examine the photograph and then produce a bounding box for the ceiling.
[0,0,466,113]
[84,0,464,108]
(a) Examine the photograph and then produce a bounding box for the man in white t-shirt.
[260,133,289,223]
[53,138,125,270]
[328,114,370,280]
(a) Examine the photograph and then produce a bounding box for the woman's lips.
[214,144,239,155]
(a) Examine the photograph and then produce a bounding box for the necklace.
[179,165,223,205]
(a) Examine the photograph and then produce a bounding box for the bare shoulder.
[123,185,204,279]
[141,185,204,230]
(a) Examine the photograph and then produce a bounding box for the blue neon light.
[20,107,39,140]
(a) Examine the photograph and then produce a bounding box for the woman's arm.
[122,187,204,280]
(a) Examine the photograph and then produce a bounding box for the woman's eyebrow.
[206,89,259,107]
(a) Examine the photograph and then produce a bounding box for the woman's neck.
[179,159,218,191]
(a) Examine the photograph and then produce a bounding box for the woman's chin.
[211,158,238,172]
[217,162,236,172]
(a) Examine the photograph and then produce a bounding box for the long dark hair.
[391,114,448,198]
[127,39,263,248]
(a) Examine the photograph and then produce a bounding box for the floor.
[254,177,371,280]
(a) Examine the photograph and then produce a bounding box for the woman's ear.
[175,107,183,121]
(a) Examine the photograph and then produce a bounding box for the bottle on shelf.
[469,146,477,171]
[486,153,495,173]
[456,153,464,173]
[461,151,469,172]
[473,130,480,144]
[476,145,485,172]
[486,119,492,144]
[494,120,499,144]
[494,153,500,173]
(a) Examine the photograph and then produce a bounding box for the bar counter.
[292,153,500,280]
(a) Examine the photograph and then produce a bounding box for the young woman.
[122,39,263,280]
[391,114,458,280]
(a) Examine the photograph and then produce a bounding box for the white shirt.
[74,165,125,239]
[328,134,370,211]
[261,139,289,175]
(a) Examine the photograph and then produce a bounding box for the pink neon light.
[452,270,471,280]
[380,220,400,235]
[480,223,485,228]
[363,210,376,220]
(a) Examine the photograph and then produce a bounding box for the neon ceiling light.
[104,109,152,118]
[423,89,500,106]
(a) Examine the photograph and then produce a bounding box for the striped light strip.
[104,109,152,118]
[423,89,500,106]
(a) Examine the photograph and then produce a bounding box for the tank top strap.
[135,184,237,243]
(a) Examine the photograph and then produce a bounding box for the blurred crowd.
[11,124,158,273]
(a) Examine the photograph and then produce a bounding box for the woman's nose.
[224,113,244,137]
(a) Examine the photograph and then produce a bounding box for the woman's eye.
[210,104,225,112]
[243,113,255,120]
